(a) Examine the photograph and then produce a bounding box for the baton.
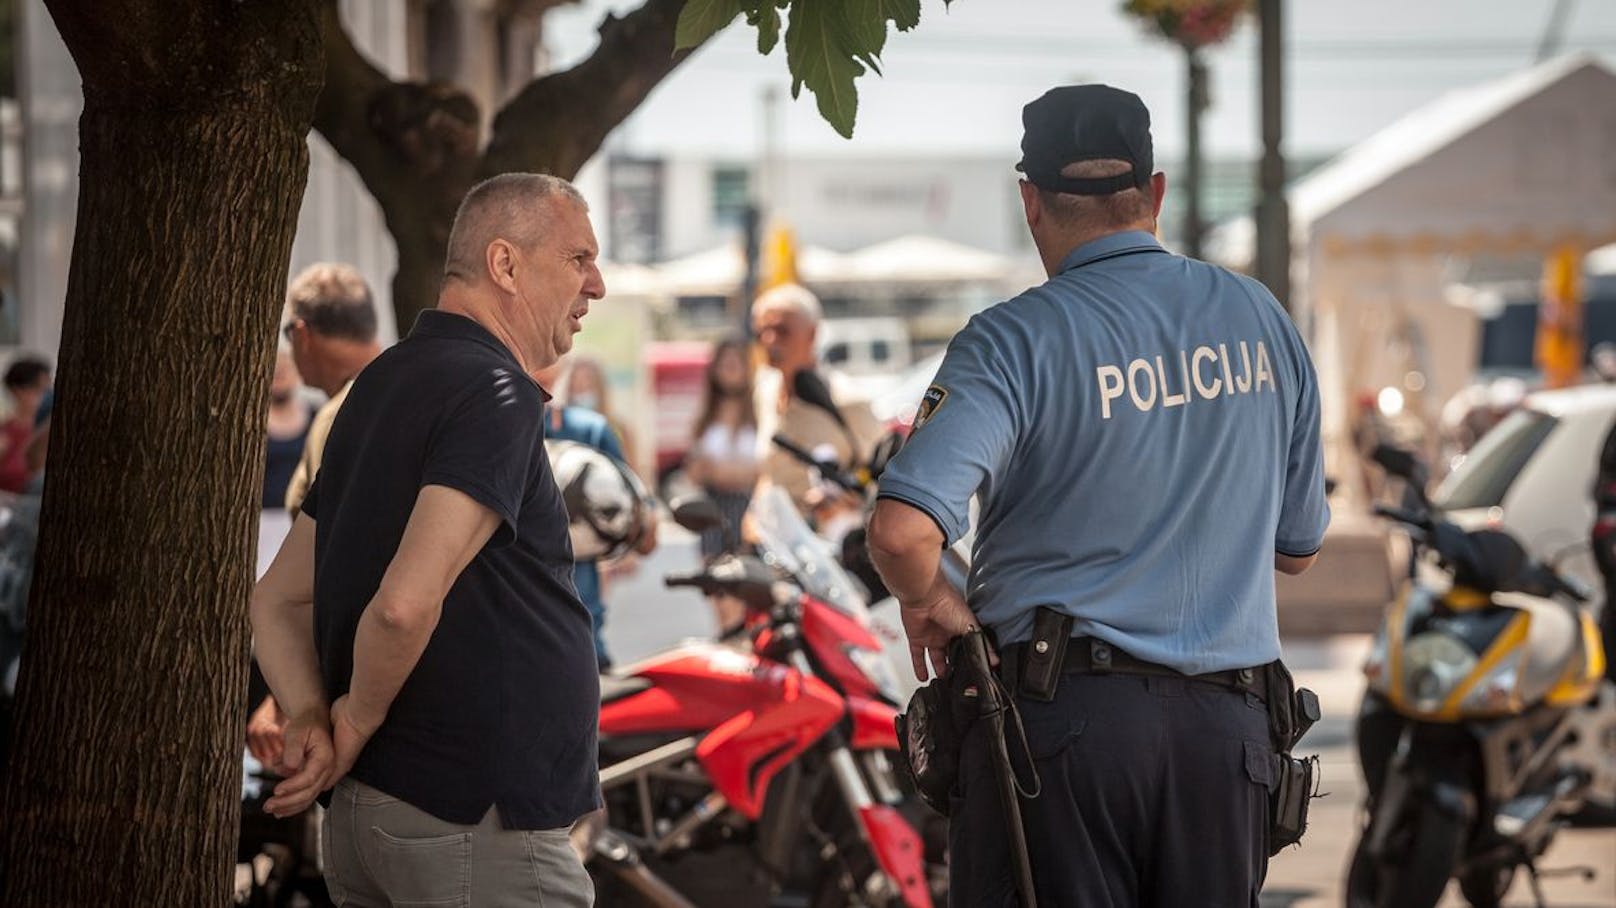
[959,630,1038,907]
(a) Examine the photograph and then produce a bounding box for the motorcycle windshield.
[750,486,872,626]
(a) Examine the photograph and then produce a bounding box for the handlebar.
[1371,503,1431,531]
[771,433,864,493]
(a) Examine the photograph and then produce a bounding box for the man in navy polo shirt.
[251,172,605,905]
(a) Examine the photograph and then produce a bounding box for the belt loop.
[1090,638,1112,674]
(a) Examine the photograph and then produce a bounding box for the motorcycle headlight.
[1402,632,1478,713]
[1459,650,1524,715]
[844,644,903,704]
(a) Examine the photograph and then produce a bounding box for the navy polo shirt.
[878,231,1329,675]
[302,309,601,829]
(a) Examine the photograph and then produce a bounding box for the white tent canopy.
[841,235,1015,285]
[651,243,850,297]
[1214,54,1616,266]
[1213,55,1616,511]
[649,234,1023,296]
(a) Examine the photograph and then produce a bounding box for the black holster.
[1261,660,1322,855]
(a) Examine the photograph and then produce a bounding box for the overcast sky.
[543,0,1616,162]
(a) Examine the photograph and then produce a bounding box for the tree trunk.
[0,4,322,905]
[377,172,473,332]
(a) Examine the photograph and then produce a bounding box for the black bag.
[895,672,965,816]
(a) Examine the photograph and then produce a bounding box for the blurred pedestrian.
[251,173,604,906]
[262,350,313,511]
[0,357,50,494]
[750,284,881,523]
[249,263,380,768]
[538,357,658,672]
[556,355,640,476]
[684,337,760,633]
[281,263,382,516]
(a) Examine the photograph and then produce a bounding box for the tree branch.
[312,1,481,223]
[480,0,700,180]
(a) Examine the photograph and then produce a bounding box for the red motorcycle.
[587,487,942,908]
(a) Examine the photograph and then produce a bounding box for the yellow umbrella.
[1535,244,1584,390]
[759,222,799,292]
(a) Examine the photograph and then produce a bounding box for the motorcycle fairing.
[601,643,793,736]
[800,594,887,702]
[695,670,843,819]
[857,804,934,908]
[847,694,901,752]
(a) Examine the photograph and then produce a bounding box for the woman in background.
[559,356,639,476]
[685,338,760,631]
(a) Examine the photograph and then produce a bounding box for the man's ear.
[1149,172,1167,220]
[486,239,519,294]
[1018,179,1042,231]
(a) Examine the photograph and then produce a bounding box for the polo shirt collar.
[1056,230,1166,275]
[409,310,551,401]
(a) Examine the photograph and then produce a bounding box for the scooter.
[1346,445,1616,908]
[586,487,939,908]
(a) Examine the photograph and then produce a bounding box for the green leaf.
[753,3,782,55]
[675,0,744,51]
[784,0,866,138]
[878,0,922,31]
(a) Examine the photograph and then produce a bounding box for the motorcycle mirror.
[668,495,725,533]
[792,369,847,429]
[867,431,905,478]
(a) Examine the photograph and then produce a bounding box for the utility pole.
[1183,49,1207,259]
[1535,0,1575,63]
[738,85,781,336]
[1254,0,1291,313]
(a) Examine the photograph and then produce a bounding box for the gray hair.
[1036,159,1155,231]
[751,283,823,325]
[443,173,588,283]
[286,262,376,342]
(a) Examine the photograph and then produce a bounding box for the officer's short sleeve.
[1277,342,1330,557]
[877,321,1021,547]
[421,367,543,548]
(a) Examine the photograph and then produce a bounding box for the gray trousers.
[321,778,594,907]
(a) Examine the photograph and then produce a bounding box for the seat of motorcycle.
[599,674,652,704]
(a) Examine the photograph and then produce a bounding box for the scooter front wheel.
[1345,802,1465,908]
[1457,863,1514,908]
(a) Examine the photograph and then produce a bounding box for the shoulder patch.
[912,384,949,431]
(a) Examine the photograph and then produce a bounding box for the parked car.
[1433,383,1616,610]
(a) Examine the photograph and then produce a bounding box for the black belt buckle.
[1018,606,1072,702]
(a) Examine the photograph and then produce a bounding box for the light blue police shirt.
[877,230,1329,674]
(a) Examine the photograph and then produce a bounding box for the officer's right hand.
[900,574,978,681]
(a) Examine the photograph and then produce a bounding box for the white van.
[817,317,912,377]
[1434,383,1616,605]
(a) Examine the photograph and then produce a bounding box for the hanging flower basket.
[1121,0,1251,50]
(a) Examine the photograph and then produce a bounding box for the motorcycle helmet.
[546,440,649,561]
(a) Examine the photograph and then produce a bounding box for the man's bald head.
[443,173,587,286]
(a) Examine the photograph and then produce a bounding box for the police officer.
[866,85,1329,905]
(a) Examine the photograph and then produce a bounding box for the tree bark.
[0,3,322,905]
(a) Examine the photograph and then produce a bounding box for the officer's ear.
[1149,172,1168,220]
[1018,179,1042,230]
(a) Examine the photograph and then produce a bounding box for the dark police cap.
[1016,84,1153,196]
